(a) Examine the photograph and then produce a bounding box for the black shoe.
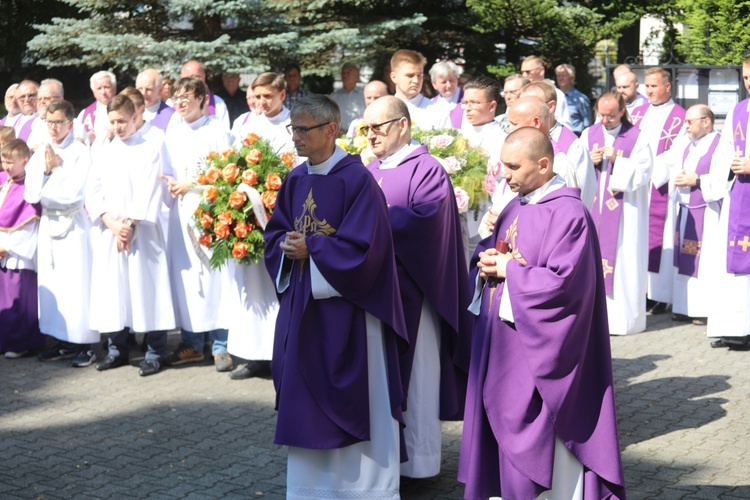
[229,363,251,380]
[96,355,128,371]
[37,345,77,362]
[710,339,728,348]
[725,337,750,351]
[71,349,97,368]
[139,359,161,376]
[650,302,670,315]
[671,313,691,322]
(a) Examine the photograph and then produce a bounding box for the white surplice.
[24,133,98,343]
[580,123,653,335]
[86,132,175,333]
[551,123,596,208]
[402,94,451,130]
[164,115,231,333]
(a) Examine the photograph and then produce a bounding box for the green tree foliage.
[675,0,750,65]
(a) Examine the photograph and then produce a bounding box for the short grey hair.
[90,70,116,89]
[290,94,341,132]
[40,78,64,96]
[555,64,575,78]
[429,61,463,82]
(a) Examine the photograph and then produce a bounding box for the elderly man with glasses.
[265,94,408,499]
[27,79,65,151]
[520,55,572,129]
[12,80,39,142]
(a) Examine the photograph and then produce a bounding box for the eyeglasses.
[38,96,63,103]
[520,67,543,76]
[46,119,72,127]
[361,118,401,135]
[685,117,707,126]
[286,122,331,136]
[500,89,520,98]
[16,93,37,101]
[459,100,491,109]
[599,114,621,120]
[172,93,195,104]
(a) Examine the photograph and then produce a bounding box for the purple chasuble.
[149,101,175,131]
[366,145,473,420]
[674,134,720,277]
[17,116,35,142]
[648,103,686,272]
[264,154,409,451]
[0,172,42,230]
[458,187,625,500]
[727,99,750,273]
[629,101,650,128]
[552,124,578,156]
[81,101,97,133]
[587,122,641,294]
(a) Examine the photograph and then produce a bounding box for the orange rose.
[228,190,247,209]
[222,163,239,183]
[205,167,221,184]
[196,173,208,185]
[204,186,218,202]
[214,223,230,240]
[232,241,249,259]
[217,211,234,226]
[246,148,262,165]
[265,173,282,190]
[199,232,213,247]
[207,151,219,161]
[233,221,251,238]
[243,133,260,146]
[222,148,236,159]
[281,152,295,168]
[199,212,213,228]
[242,169,258,186]
[261,190,277,210]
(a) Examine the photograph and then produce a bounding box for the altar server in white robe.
[163,77,234,371]
[390,49,451,130]
[24,100,99,366]
[581,91,653,335]
[87,95,175,376]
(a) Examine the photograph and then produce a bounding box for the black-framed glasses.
[172,93,195,104]
[286,122,331,136]
[361,118,401,135]
[459,100,491,109]
[46,119,72,127]
[685,117,707,126]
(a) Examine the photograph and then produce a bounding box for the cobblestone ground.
[1,313,749,499]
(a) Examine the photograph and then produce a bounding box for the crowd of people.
[1,47,749,499]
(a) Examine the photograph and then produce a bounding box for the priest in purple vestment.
[458,127,626,500]
[264,95,409,498]
[364,96,473,478]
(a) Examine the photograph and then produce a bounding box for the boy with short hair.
[0,138,44,358]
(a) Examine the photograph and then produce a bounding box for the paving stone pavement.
[1,313,749,499]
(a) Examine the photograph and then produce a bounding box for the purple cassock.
[149,101,175,131]
[0,171,44,353]
[366,145,474,420]
[458,186,626,500]
[264,153,409,451]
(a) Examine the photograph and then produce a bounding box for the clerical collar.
[379,141,420,169]
[436,92,461,106]
[146,101,161,114]
[53,132,75,149]
[308,146,347,175]
[519,175,566,205]
[186,115,210,130]
[405,94,426,107]
[265,107,290,126]
[604,123,622,136]
[472,120,498,133]
[650,98,674,108]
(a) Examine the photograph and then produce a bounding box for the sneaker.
[139,359,161,376]
[4,350,28,359]
[71,350,97,368]
[165,344,205,366]
[37,346,77,362]
[213,352,233,372]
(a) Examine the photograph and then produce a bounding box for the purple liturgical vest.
[81,102,97,133]
[727,99,750,274]
[0,172,42,230]
[148,101,175,131]
[16,116,35,142]
[630,101,650,128]
[587,122,641,294]
[208,93,216,116]
[648,103,686,273]
[673,134,720,277]
[551,124,577,156]
[432,89,463,129]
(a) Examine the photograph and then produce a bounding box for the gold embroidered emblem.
[602,258,614,278]
[737,235,750,252]
[660,116,684,151]
[294,188,337,237]
[681,239,701,256]
[735,122,746,144]
[504,215,527,265]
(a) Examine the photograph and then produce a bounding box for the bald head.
[3,84,20,116]
[181,60,206,82]
[363,96,411,160]
[136,68,164,107]
[501,127,555,195]
[364,80,389,107]
[614,70,639,105]
[507,96,551,134]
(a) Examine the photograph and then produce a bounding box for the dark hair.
[463,75,501,103]
[172,77,208,109]
[46,100,75,121]
[107,94,136,116]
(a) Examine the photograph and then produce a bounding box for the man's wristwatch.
[695,178,701,189]
[124,218,134,227]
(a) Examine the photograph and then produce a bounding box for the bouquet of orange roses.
[194,133,295,268]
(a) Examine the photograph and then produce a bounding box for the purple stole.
[0,172,42,231]
[81,102,97,132]
[0,115,7,126]
[629,100,650,128]
[587,122,640,294]
[149,101,175,131]
[432,89,463,129]
[551,124,577,156]
[727,99,750,273]
[674,134,720,277]
[648,103,686,273]
[208,93,217,116]
[17,116,35,142]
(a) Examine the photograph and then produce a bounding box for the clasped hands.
[280,231,309,260]
[590,146,617,166]
[102,213,136,252]
[478,247,512,279]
